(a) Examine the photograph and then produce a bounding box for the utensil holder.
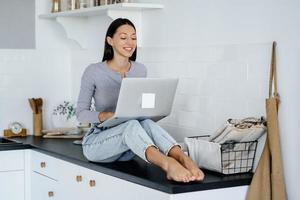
[33,113,43,136]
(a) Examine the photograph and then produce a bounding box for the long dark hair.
[102,18,137,62]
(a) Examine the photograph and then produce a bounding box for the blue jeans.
[82,119,179,163]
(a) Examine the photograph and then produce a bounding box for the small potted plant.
[52,101,77,128]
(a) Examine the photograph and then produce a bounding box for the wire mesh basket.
[220,140,258,174]
[185,136,258,175]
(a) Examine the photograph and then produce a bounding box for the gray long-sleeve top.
[76,61,147,123]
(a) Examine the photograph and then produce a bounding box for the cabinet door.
[31,172,59,200]
[80,167,169,200]
[0,150,24,171]
[60,162,85,199]
[0,171,24,200]
[31,150,63,180]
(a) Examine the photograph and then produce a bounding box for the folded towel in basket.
[185,137,222,172]
[208,117,266,144]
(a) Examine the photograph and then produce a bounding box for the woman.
[77,18,204,183]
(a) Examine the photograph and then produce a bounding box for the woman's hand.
[98,112,115,122]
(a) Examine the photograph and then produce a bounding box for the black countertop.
[1,136,252,194]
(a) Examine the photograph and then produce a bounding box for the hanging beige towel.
[246,42,287,200]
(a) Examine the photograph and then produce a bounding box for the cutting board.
[43,134,84,139]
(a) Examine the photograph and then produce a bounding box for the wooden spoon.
[28,98,37,114]
[36,98,43,113]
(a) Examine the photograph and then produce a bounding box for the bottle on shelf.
[51,0,62,13]
[67,0,80,10]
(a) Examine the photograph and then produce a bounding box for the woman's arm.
[76,66,101,123]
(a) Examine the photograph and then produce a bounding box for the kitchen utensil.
[33,113,43,136]
[28,98,37,114]
[43,134,84,139]
[29,97,44,136]
[42,127,77,134]
[36,98,43,113]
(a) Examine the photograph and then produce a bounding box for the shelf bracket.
[56,17,89,49]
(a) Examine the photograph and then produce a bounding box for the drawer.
[79,167,168,200]
[31,150,64,180]
[0,150,24,171]
[31,171,60,200]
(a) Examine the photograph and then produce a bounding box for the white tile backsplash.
[140,43,270,141]
[0,49,72,135]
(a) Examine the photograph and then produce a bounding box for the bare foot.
[163,157,195,183]
[168,146,204,181]
[145,146,196,182]
[179,156,205,181]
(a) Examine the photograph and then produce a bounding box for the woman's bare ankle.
[145,146,169,170]
[168,145,187,162]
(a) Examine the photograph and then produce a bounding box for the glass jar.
[79,0,88,8]
[51,0,62,13]
[67,0,80,10]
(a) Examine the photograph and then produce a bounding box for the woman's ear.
[106,37,113,46]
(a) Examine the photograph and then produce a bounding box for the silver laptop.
[98,78,179,128]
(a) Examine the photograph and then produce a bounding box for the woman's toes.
[180,156,205,181]
[195,170,204,181]
[164,157,194,183]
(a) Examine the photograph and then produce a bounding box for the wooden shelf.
[39,3,163,19]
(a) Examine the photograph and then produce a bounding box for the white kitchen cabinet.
[31,171,60,200]
[30,150,64,200]
[30,150,168,200]
[80,167,169,200]
[61,161,169,200]
[29,150,248,200]
[0,150,25,200]
[0,171,25,200]
[30,150,63,180]
[169,186,248,200]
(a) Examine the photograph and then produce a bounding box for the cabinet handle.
[76,175,82,182]
[89,180,96,187]
[48,191,54,197]
[40,162,46,168]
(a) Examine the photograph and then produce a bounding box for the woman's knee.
[125,119,140,127]
[140,119,154,126]
[122,120,142,139]
[140,119,156,130]
[143,119,154,123]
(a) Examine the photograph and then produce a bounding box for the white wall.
[140,0,300,199]
[0,0,72,134]
[0,49,71,134]
[140,44,269,140]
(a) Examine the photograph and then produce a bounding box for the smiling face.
[106,24,137,59]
